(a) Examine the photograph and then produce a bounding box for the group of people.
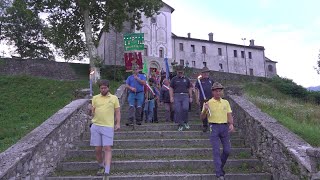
[88,65,235,180]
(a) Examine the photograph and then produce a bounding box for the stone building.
[97,2,277,78]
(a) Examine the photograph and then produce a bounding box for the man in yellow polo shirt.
[200,82,234,180]
[90,80,120,179]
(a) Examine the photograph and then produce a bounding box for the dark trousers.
[200,100,208,128]
[153,100,158,122]
[209,123,231,177]
[164,102,174,122]
[128,105,142,124]
[174,94,189,126]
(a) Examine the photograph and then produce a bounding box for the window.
[268,65,273,72]
[191,45,195,52]
[203,62,207,67]
[144,46,148,56]
[219,63,223,70]
[179,43,184,51]
[218,48,222,56]
[202,46,206,54]
[234,50,238,57]
[159,48,163,58]
[180,59,184,66]
[249,68,253,76]
[241,51,245,58]
[192,61,196,67]
[248,52,252,59]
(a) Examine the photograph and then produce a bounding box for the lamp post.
[89,68,95,97]
[241,38,248,75]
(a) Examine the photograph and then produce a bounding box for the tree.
[316,50,320,74]
[31,0,163,81]
[0,0,11,41]
[1,0,53,59]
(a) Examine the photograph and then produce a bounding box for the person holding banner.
[144,78,159,123]
[170,65,193,131]
[195,66,214,132]
[125,64,146,126]
[200,82,234,180]
[160,78,174,122]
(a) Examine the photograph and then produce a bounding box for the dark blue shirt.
[170,76,191,93]
[126,74,146,93]
[195,78,214,101]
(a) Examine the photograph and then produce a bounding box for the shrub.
[270,76,308,99]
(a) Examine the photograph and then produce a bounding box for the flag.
[164,57,170,80]
[145,82,155,96]
[142,58,148,75]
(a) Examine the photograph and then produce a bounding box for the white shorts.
[90,124,114,146]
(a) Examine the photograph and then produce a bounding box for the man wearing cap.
[170,65,193,131]
[200,82,234,180]
[125,64,146,126]
[195,66,214,132]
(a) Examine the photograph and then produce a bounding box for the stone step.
[65,148,252,161]
[47,173,272,180]
[78,139,246,149]
[86,124,241,135]
[82,131,241,140]
[57,159,262,172]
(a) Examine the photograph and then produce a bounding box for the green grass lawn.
[0,75,122,152]
[243,82,320,147]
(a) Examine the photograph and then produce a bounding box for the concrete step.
[82,131,241,140]
[78,139,246,149]
[57,159,262,172]
[47,173,272,180]
[86,124,241,135]
[65,148,252,161]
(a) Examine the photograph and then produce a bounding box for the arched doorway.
[149,61,160,73]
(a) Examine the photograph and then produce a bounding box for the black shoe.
[202,126,208,132]
[136,122,142,125]
[154,121,159,123]
[126,122,133,126]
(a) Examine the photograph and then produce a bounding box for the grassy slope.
[0,75,121,152]
[243,82,320,146]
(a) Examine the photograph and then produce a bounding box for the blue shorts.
[128,92,144,107]
[90,124,114,146]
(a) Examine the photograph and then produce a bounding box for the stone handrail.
[307,148,320,173]
[0,83,128,179]
[228,94,314,180]
[0,99,90,179]
[114,84,127,106]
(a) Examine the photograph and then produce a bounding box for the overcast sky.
[1,0,319,87]
[163,0,320,87]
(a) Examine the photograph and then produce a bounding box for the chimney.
[249,39,255,46]
[187,33,191,38]
[208,32,213,41]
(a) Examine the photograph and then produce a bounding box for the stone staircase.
[46,102,272,180]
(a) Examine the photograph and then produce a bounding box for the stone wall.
[0,99,90,179]
[0,58,78,80]
[228,95,314,180]
[188,68,262,85]
[0,83,127,179]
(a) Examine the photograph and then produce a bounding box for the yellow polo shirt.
[202,98,232,123]
[92,93,120,127]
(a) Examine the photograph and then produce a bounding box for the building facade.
[97,2,277,78]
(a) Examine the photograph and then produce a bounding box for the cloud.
[166,1,319,87]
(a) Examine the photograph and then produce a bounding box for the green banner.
[124,33,144,51]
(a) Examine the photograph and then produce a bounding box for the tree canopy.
[316,50,320,74]
[1,0,163,64]
[1,0,53,59]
